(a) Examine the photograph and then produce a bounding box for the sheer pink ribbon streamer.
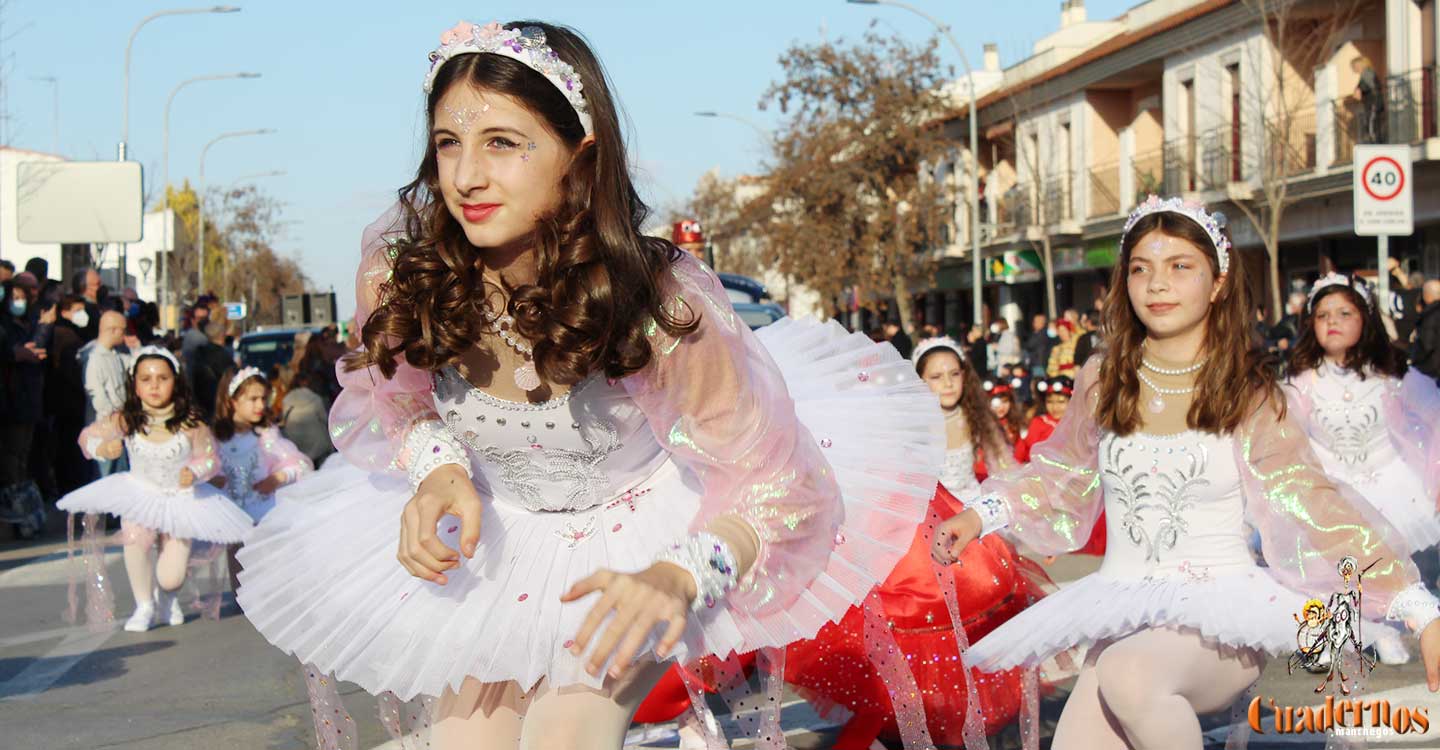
[377,691,434,749]
[860,589,938,749]
[62,512,115,631]
[303,665,359,750]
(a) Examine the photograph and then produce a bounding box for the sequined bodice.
[1097,431,1250,579]
[219,433,264,506]
[432,368,669,512]
[125,432,193,491]
[1304,368,1392,470]
[939,446,980,498]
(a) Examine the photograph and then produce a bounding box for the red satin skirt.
[781,483,1053,747]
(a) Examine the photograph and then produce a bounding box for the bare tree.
[747,29,956,332]
[1230,0,1364,321]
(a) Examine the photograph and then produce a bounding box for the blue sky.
[2,0,1133,317]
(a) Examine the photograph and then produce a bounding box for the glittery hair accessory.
[227,366,267,398]
[1307,272,1372,311]
[1122,194,1232,275]
[425,21,593,136]
[130,345,180,375]
[911,336,965,365]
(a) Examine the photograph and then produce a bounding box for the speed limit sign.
[1353,144,1413,236]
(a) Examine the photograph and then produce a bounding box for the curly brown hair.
[916,347,1009,459]
[1096,211,1284,435]
[350,21,695,383]
[1288,281,1408,380]
[212,369,274,442]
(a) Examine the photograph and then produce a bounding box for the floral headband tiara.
[1307,271,1372,311]
[130,345,179,375]
[1121,195,1232,275]
[228,366,267,398]
[911,336,966,365]
[425,21,593,136]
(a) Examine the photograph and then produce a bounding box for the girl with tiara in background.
[984,376,1026,448]
[209,367,313,589]
[932,195,1440,750]
[1282,271,1440,665]
[58,347,252,632]
[236,20,941,750]
[785,336,1054,750]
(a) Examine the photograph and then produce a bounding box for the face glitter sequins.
[442,102,489,133]
[521,141,537,162]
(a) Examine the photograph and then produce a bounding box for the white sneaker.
[157,590,184,627]
[1375,629,1411,665]
[123,602,155,632]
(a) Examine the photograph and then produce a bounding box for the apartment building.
[919,0,1440,332]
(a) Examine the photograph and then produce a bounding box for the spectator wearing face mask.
[0,273,51,538]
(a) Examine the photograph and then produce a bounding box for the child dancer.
[236,20,942,750]
[1284,272,1440,664]
[933,196,1440,750]
[58,346,252,631]
[211,366,313,587]
[786,336,1052,749]
[984,377,1025,448]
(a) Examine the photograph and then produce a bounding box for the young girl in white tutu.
[1283,272,1440,665]
[58,347,253,632]
[210,367,312,587]
[236,19,941,750]
[933,196,1440,750]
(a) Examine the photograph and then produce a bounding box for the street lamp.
[162,71,260,319]
[694,111,773,145]
[118,6,241,303]
[198,128,275,298]
[847,0,984,325]
[30,76,59,154]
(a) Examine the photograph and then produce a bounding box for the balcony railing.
[1041,171,1077,224]
[1088,164,1121,218]
[994,184,1034,234]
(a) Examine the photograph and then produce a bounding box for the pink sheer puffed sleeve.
[971,356,1105,556]
[1238,395,1439,632]
[256,426,315,484]
[78,413,125,460]
[1388,370,1440,508]
[621,254,841,617]
[327,205,469,486]
[183,423,222,483]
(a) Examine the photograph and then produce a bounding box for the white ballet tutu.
[234,496,276,525]
[57,473,255,543]
[1336,456,1440,552]
[237,318,943,700]
[965,566,1314,671]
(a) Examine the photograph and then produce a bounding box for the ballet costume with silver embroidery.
[962,359,1440,673]
[1286,364,1440,552]
[235,207,944,701]
[58,416,252,543]
[216,427,314,523]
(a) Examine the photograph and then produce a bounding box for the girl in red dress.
[785,337,1054,749]
[1014,376,1106,557]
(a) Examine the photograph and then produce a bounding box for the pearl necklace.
[1141,357,1205,376]
[1136,369,1194,414]
[482,309,541,391]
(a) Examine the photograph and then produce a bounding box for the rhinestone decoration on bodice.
[126,432,194,492]
[431,367,667,512]
[219,433,264,506]
[938,445,981,499]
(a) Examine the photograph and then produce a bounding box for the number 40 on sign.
[1353,144,1413,237]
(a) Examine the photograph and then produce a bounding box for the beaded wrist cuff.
[656,532,739,614]
[1386,582,1440,634]
[403,420,472,490]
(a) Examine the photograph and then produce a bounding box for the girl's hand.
[1420,619,1440,691]
[397,464,483,585]
[561,562,695,681]
[207,475,228,489]
[96,440,124,461]
[252,472,284,495]
[931,508,982,565]
[178,468,196,488]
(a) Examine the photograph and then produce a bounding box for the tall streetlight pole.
[694,110,773,145]
[119,6,241,296]
[847,0,985,325]
[162,71,260,319]
[30,76,58,154]
[198,129,275,299]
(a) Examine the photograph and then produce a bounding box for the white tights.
[1053,627,1263,750]
[121,524,192,606]
[431,661,671,750]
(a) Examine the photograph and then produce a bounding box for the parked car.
[237,327,312,373]
[734,302,786,330]
[718,273,771,305]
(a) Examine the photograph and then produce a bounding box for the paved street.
[4,536,1440,749]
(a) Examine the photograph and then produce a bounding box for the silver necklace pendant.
[1147,393,1166,414]
[513,359,541,392]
